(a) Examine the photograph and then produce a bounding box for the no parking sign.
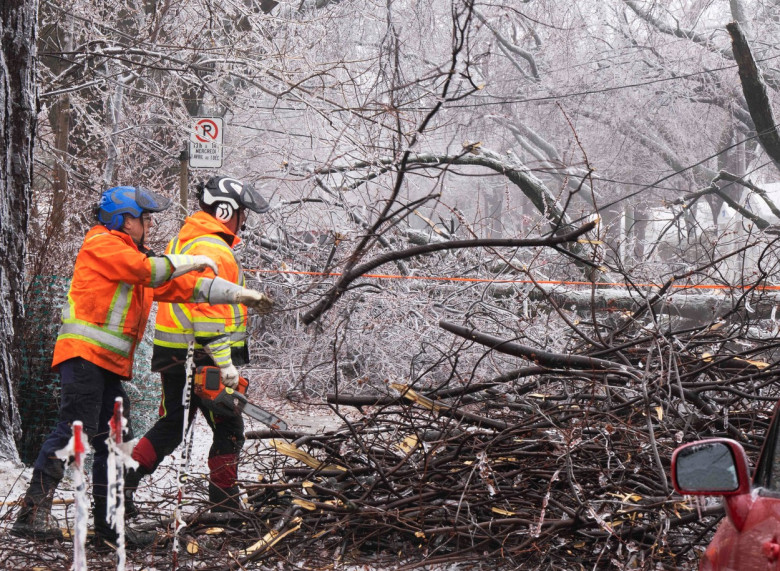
[189,117,223,168]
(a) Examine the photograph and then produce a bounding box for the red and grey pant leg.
[131,368,245,489]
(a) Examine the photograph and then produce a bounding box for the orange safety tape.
[245,269,780,292]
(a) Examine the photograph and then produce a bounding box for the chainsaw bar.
[194,367,288,430]
[242,401,288,431]
[207,388,288,430]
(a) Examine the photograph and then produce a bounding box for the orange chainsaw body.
[193,366,248,399]
[193,366,287,430]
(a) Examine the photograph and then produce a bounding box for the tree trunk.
[0,0,38,462]
[728,22,780,171]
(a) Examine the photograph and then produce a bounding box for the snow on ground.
[0,457,35,511]
[0,390,347,546]
[0,393,467,570]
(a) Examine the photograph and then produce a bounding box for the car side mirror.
[672,438,752,530]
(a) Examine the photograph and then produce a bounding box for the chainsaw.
[193,366,288,430]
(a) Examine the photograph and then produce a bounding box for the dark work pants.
[132,368,245,489]
[31,357,133,501]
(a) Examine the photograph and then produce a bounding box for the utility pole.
[179,147,188,227]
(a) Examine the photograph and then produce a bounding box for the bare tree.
[13,0,780,568]
[0,0,38,461]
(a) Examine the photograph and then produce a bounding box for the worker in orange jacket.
[126,176,272,515]
[11,186,272,550]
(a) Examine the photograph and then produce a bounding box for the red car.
[672,417,780,570]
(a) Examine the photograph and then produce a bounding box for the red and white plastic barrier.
[54,420,90,571]
[107,397,136,570]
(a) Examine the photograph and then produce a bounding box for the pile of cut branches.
[3,312,778,570]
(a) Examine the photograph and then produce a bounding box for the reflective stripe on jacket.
[152,211,249,371]
[52,225,210,378]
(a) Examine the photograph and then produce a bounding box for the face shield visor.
[238,183,270,214]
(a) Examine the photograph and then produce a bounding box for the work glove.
[219,363,240,389]
[165,254,219,279]
[207,277,274,313]
[236,289,274,313]
[203,340,239,388]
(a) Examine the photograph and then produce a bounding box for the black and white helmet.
[197,176,270,222]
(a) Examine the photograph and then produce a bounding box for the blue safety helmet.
[95,186,172,231]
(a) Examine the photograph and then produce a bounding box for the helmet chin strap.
[138,215,147,247]
[225,207,245,234]
[121,214,146,248]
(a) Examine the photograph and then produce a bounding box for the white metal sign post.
[189,117,223,168]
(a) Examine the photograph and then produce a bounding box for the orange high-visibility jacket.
[152,211,249,371]
[52,225,212,378]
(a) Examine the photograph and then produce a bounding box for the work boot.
[208,482,241,513]
[10,493,63,542]
[93,526,163,553]
[92,496,161,552]
[123,465,151,520]
[11,471,63,542]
